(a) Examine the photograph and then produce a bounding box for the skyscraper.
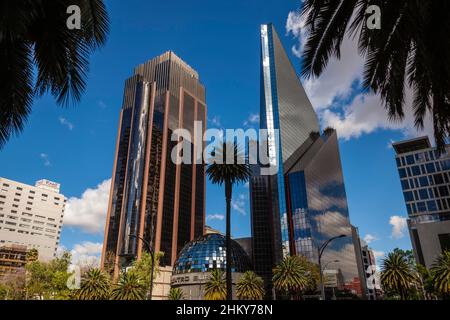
[250,24,362,298]
[393,137,450,269]
[101,52,207,274]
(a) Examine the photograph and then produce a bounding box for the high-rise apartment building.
[393,137,450,268]
[250,24,362,298]
[101,52,207,274]
[0,178,65,261]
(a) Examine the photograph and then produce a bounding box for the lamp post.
[129,234,155,301]
[318,235,348,300]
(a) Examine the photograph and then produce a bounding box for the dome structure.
[173,233,252,275]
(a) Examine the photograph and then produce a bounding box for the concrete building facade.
[0,178,65,261]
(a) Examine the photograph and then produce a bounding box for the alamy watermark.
[66,5,81,30]
[366,5,381,30]
[170,122,280,176]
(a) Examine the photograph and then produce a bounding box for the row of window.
[403,185,450,202]
[396,150,450,167]
[0,208,63,227]
[405,198,450,215]
[398,161,450,179]
[0,225,60,239]
[2,183,63,199]
[400,173,450,191]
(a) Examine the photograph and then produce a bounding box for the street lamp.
[129,234,156,301]
[318,235,348,301]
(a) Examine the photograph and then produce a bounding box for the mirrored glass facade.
[173,234,252,275]
[102,52,207,274]
[285,132,360,287]
[251,24,362,298]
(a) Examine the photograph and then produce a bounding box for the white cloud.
[98,100,107,109]
[286,9,307,57]
[59,117,74,131]
[206,214,225,221]
[314,211,352,238]
[208,116,222,128]
[286,10,434,142]
[232,193,247,216]
[321,88,434,141]
[243,113,260,127]
[70,242,103,268]
[389,216,408,239]
[40,153,51,167]
[64,179,111,234]
[363,234,378,244]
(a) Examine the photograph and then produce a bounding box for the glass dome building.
[171,233,252,299]
[174,234,252,274]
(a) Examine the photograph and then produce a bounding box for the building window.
[427,201,438,212]
[426,163,436,173]
[419,176,429,187]
[434,174,444,185]
[404,192,414,202]
[419,189,429,200]
[417,202,427,213]
[412,166,421,176]
[439,186,449,197]
[406,155,415,165]
[441,160,450,171]
[399,168,407,179]
[401,180,410,190]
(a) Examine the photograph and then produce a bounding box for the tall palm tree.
[75,268,111,300]
[168,287,184,300]
[206,142,251,300]
[431,250,450,296]
[272,256,309,300]
[0,0,110,147]
[236,271,265,301]
[204,269,227,301]
[300,0,450,151]
[110,272,146,301]
[380,251,416,300]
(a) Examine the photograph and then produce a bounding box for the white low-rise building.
[0,177,65,261]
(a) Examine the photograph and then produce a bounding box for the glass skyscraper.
[393,137,450,268]
[251,24,362,298]
[101,52,207,274]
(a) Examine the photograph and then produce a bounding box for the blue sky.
[0,0,424,263]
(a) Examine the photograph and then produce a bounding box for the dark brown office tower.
[101,52,207,274]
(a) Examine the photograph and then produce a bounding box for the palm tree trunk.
[225,180,232,300]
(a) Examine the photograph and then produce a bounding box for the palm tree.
[300,0,450,151]
[0,0,110,147]
[75,269,111,300]
[168,287,184,300]
[416,264,436,300]
[236,271,265,301]
[204,269,227,301]
[380,251,416,300]
[431,250,450,296]
[110,272,146,301]
[272,256,309,300]
[206,142,251,300]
